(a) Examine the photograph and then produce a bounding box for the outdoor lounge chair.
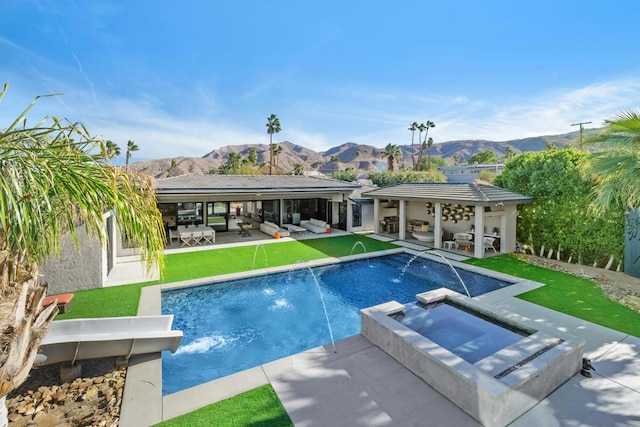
[411,231,435,243]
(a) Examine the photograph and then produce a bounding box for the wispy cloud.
[3,53,640,158]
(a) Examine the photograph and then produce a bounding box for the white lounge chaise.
[411,231,435,243]
[300,218,330,233]
[259,220,290,238]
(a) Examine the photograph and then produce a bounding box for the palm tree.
[247,147,258,166]
[0,84,165,424]
[583,109,640,212]
[408,122,419,169]
[272,144,283,171]
[417,120,435,171]
[381,143,402,171]
[293,163,305,175]
[415,123,426,170]
[266,114,281,175]
[104,140,121,160]
[125,139,139,167]
[425,137,434,170]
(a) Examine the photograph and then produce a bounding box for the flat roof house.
[154,175,363,233]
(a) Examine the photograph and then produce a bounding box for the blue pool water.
[161,253,511,395]
[396,302,529,364]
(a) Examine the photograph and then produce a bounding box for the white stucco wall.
[40,227,105,294]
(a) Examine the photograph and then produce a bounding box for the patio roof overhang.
[361,182,533,206]
[155,175,361,203]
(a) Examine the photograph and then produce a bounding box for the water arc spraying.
[424,250,471,298]
[350,241,370,265]
[252,243,268,270]
[307,267,337,353]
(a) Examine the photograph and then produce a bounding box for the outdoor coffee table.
[283,224,307,235]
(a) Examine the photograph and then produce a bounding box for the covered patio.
[362,183,533,258]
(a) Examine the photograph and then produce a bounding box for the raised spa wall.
[361,289,585,427]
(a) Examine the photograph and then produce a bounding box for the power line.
[571,121,592,151]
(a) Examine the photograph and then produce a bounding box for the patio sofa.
[259,221,290,238]
[300,218,330,234]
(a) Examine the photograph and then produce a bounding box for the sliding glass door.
[207,202,228,231]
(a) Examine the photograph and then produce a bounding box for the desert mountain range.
[130,129,594,178]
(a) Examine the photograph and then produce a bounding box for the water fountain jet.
[307,267,337,353]
[423,250,471,298]
[252,243,268,270]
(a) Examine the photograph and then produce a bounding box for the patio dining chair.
[201,228,215,244]
[191,230,204,246]
[454,232,473,249]
[483,237,497,253]
[179,230,192,247]
[168,229,180,245]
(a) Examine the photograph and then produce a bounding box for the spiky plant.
[0,84,165,426]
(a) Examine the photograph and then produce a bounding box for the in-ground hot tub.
[361,288,584,427]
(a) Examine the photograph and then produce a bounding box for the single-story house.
[362,183,533,258]
[153,174,365,233]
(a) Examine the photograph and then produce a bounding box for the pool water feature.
[161,253,512,395]
[362,289,585,427]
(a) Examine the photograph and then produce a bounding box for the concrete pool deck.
[120,250,640,426]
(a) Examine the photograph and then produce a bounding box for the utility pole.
[570,121,592,151]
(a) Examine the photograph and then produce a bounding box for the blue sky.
[2,1,639,161]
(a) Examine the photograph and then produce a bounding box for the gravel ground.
[7,357,125,427]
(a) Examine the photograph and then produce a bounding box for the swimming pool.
[161,253,512,395]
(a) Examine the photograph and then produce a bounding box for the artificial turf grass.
[464,254,640,338]
[153,384,293,427]
[163,233,397,282]
[55,234,398,320]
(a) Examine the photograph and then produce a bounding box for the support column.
[399,200,406,240]
[500,214,508,253]
[474,205,484,258]
[434,202,442,248]
[373,199,380,233]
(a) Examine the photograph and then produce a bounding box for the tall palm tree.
[415,123,426,170]
[125,139,139,167]
[417,120,435,171]
[408,122,419,169]
[266,114,281,175]
[425,137,434,170]
[0,84,165,424]
[104,140,121,160]
[583,109,640,212]
[381,143,402,171]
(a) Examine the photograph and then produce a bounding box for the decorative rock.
[7,357,126,427]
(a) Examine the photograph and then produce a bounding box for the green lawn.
[56,234,398,319]
[465,254,640,337]
[153,385,293,427]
